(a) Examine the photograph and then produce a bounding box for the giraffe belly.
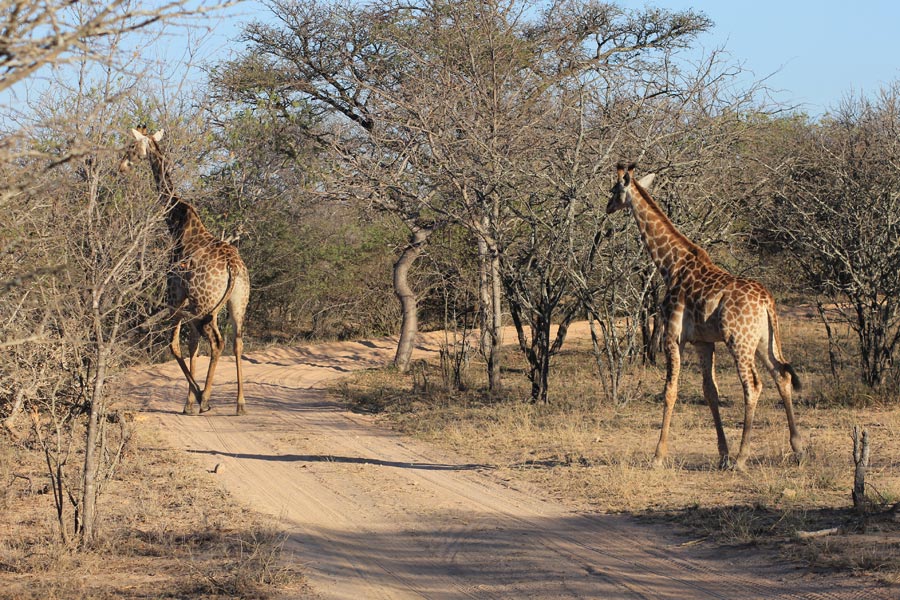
[681,311,724,343]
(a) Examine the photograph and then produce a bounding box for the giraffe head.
[119,127,165,172]
[606,162,656,214]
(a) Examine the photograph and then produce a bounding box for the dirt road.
[125,333,885,599]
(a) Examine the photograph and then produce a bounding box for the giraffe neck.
[628,181,710,286]
[145,145,214,255]
[146,144,178,201]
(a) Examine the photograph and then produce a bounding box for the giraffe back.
[675,258,773,349]
[169,237,247,320]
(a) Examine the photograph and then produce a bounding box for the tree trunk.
[81,295,116,546]
[477,233,502,390]
[3,388,26,434]
[508,299,534,399]
[855,298,893,388]
[640,280,660,365]
[531,315,551,404]
[816,299,840,377]
[509,297,561,404]
[488,245,503,390]
[392,225,433,372]
[852,426,870,512]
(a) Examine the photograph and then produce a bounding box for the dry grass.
[336,309,900,583]
[0,422,308,599]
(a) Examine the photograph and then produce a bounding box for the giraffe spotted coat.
[122,128,250,416]
[607,163,803,470]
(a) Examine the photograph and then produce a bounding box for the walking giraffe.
[121,127,250,415]
[606,163,803,470]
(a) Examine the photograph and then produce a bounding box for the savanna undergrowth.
[336,313,900,581]
[0,424,306,599]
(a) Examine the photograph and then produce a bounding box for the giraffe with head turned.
[121,127,250,416]
[607,163,803,470]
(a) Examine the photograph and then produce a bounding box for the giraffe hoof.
[651,456,667,469]
[718,456,733,470]
[199,403,212,413]
[730,459,748,473]
[182,405,198,416]
[791,437,806,462]
[235,405,246,416]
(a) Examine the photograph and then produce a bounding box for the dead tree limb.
[852,426,870,512]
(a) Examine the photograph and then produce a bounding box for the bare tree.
[0,1,230,92]
[212,0,440,369]
[1,0,232,547]
[4,106,167,545]
[0,0,234,167]
[372,0,712,393]
[217,0,712,388]
[762,86,900,387]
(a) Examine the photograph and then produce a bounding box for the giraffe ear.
[130,128,146,141]
[638,173,656,189]
[152,129,165,142]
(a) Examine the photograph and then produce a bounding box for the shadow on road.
[186,448,492,471]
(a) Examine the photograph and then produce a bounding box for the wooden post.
[852,426,870,512]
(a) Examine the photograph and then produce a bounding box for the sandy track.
[124,332,885,599]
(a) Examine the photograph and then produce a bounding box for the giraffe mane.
[631,172,711,263]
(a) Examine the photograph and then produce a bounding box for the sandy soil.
[123,329,887,599]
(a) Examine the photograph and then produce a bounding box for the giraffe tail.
[784,363,802,392]
[208,260,237,323]
[766,303,802,392]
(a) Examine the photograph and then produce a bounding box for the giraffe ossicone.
[122,127,250,416]
[607,163,803,470]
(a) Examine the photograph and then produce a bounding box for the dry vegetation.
[4,0,900,595]
[336,311,900,584]
[0,420,308,599]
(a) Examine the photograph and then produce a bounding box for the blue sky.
[193,0,900,116]
[4,1,899,119]
[645,0,900,114]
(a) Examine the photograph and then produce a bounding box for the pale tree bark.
[488,241,504,391]
[475,224,504,391]
[393,223,435,372]
[2,388,26,434]
[81,293,112,545]
[852,426,870,512]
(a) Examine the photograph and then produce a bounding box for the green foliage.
[244,204,404,340]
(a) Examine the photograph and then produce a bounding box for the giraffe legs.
[198,317,225,413]
[171,298,248,417]
[757,347,805,462]
[173,313,246,416]
[696,342,731,468]
[653,333,684,468]
[229,278,249,416]
[731,346,763,472]
[186,324,201,408]
[233,330,246,416]
[653,300,685,468]
[169,318,203,415]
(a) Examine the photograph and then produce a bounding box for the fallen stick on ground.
[795,527,840,539]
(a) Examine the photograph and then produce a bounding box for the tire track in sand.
[123,330,887,599]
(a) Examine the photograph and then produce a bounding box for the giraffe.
[121,127,250,416]
[606,163,803,470]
